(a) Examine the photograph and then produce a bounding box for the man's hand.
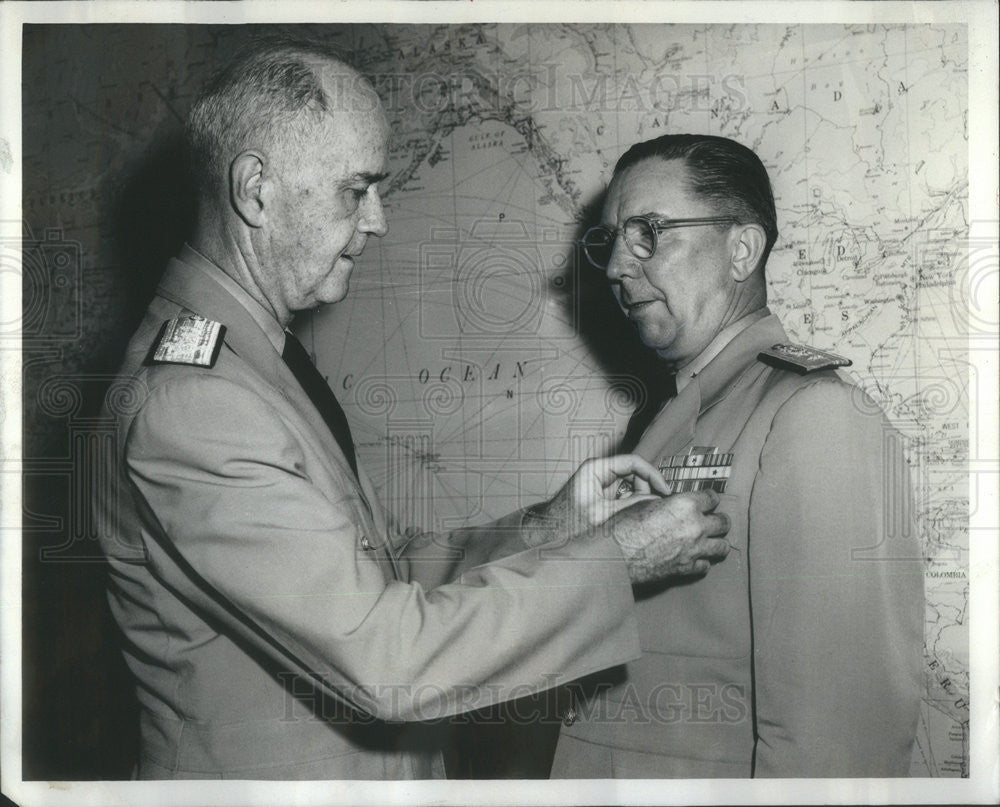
[609,489,731,583]
[520,455,671,548]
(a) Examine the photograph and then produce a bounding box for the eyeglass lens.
[623,217,655,259]
[582,228,615,268]
[583,217,656,268]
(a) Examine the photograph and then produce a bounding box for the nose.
[605,238,640,283]
[359,189,389,238]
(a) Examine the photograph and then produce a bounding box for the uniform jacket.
[550,312,923,778]
[98,247,641,779]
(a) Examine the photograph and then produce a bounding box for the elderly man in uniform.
[96,42,732,779]
[549,134,924,778]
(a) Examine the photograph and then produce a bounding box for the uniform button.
[360,535,373,551]
[562,708,578,726]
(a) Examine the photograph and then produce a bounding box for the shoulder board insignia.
[149,316,226,368]
[758,343,852,374]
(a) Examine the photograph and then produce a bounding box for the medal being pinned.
[615,445,734,499]
[659,446,733,494]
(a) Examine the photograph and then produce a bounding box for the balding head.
[186,37,378,205]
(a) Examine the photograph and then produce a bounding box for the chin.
[312,273,345,300]
[322,285,350,305]
[635,324,675,353]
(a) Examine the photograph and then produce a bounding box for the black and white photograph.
[1,1,997,805]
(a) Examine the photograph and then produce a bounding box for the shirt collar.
[674,307,769,393]
[179,243,286,355]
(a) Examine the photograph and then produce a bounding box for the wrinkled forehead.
[603,158,703,224]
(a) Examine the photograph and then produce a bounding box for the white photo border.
[1,2,997,805]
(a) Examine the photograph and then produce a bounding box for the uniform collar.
[674,307,769,394]
[633,309,787,462]
[178,244,286,355]
[692,309,788,414]
[153,246,304,430]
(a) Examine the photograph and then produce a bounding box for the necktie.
[281,332,359,480]
[621,371,677,453]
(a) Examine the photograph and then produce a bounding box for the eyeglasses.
[581,215,740,270]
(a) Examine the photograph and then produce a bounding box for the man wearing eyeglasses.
[549,134,923,778]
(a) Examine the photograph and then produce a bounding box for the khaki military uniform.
[550,312,923,778]
[98,247,641,779]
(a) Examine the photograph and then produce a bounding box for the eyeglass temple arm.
[649,216,740,231]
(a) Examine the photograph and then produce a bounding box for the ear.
[730,223,767,282]
[230,151,267,228]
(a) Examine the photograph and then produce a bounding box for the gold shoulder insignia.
[758,343,852,374]
[149,316,226,368]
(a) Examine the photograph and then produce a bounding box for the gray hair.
[186,36,351,199]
